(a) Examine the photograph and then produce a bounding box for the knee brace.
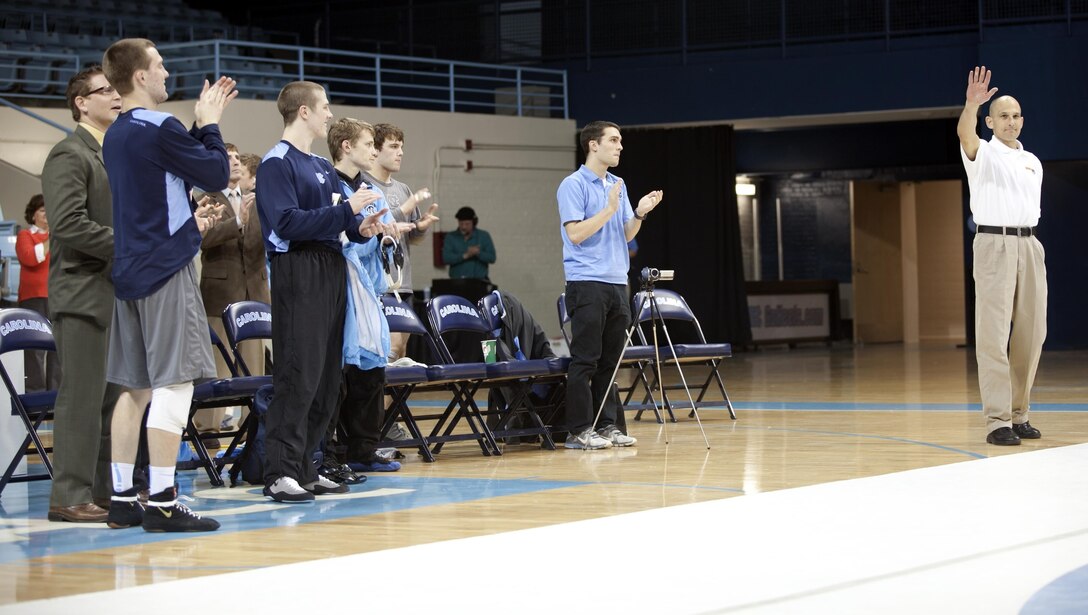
[145,382,195,435]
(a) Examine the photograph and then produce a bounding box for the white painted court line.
[6,443,1087,614]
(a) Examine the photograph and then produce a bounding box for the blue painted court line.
[0,473,587,565]
[0,468,758,565]
[402,400,1088,412]
[730,401,1088,412]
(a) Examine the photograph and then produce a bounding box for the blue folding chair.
[429,294,555,450]
[382,293,497,459]
[182,312,271,487]
[630,289,736,421]
[0,308,58,497]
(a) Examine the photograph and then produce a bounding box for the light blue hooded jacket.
[341,178,396,370]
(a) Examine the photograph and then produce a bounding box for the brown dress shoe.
[48,502,109,523]
[93,497,112,510]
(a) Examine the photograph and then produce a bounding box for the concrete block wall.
[0,99,577,336]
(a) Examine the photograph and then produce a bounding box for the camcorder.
[640,267,674,283]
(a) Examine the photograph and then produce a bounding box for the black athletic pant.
[340,365,386,462]
[565,281,630,434]
[264,244,346,486]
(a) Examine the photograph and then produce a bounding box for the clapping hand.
[194,76,238,128]
[194,195,225,235]
[239,192,255,226]
[358,208,389,238]
[416,202,440,231]
[607,179,623,215]
[637,190,663,217]
[348,189,382,215]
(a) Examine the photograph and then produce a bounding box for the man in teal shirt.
[442,206,496,279]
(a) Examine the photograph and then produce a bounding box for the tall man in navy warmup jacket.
[101,38,236,532]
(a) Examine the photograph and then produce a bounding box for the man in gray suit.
[41,65,123,523]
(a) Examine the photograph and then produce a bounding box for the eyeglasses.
[84,85,116,97]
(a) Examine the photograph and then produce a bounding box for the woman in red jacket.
[15,194,61,392]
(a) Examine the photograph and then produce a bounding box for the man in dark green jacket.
[41,65,123,523]
[442,206,495,280]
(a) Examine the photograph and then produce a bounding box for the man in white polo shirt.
[957,66,1046,446]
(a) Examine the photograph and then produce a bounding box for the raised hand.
[194,76,239,128]
[966,66,998,107]
[358,207,389,238]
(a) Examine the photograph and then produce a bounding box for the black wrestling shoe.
[318,460,367,485]
[107,486,145,529]
[142,487,220,532]
[986,427,1021,446]
[1012,422,1041,439]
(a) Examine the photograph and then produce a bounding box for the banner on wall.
[747,293,830,342]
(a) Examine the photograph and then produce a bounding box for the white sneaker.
[301,475,349,495]
[602,428,637,447]
[263,476,315,503]
[385,422,410,441]
[564,428,613,450]
[389,357,427,367]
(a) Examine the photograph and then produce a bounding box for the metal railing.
[0,39,568,119]
[157,40,568,118]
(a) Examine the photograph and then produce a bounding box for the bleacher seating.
[0,0,253,99]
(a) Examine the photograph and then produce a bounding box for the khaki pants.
[389,331,410,362]
[973,233,1047,433]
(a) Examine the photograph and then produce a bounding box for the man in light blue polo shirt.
[557,121,663,449]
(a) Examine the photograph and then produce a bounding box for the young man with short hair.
[328,118,403,473]
[101,38,236,531]
[557,121,662,450]
[361,123,439,361]
[256,82,387,502]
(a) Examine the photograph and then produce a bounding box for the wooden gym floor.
[0,344,1085,613]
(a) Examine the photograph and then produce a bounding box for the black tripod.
[591,268,710,449]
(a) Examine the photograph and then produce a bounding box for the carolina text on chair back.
[222,301,272,376]
[632,289,696,324]
[0,308,58,495]
[426,294,491,363]
[0,309,56,355]
[381,293,442,362]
